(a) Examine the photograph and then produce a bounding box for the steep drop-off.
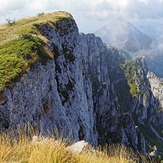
[0,12,163,157]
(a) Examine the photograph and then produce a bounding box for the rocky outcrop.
[0,17,97,145]
[123,57,163,155]
[129,57,163,125]
[66,140,89,154]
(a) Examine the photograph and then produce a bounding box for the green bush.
[122,61,138,96]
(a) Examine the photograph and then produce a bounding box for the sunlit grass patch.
[0,11,73,44]
[0,125,150,163]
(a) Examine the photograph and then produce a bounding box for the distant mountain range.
[95,18,163,77]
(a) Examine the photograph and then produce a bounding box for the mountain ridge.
[0,11,163,160]
[95,18,163,78]
[95,18,153,53]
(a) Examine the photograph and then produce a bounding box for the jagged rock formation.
[128,57,163,125]
[147,71,163,109]
[123,57,163,154]
[0,12,163,157]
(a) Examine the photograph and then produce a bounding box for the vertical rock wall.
[0,16,157,154]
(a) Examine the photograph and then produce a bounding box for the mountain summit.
[95,18,153,53]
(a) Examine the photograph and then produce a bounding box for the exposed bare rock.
[66,140,89,153]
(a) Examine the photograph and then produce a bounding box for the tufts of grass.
[0,125,150,163]
[0,11,74,44]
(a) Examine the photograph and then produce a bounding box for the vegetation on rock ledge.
[121,60,144,97]
[0,11,73,92]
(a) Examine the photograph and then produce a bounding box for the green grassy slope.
[0,11,73,92]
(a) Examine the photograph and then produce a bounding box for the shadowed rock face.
[0,14,163,156]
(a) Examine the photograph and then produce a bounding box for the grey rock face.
[122,57,163,155]
[0,16,148,154]
[0,18,97,145]
[147,71,163,109]
[129,57,163,125]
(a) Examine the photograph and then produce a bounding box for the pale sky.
[0,0,163,33]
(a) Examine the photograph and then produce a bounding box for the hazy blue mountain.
[95,18,153,54]
[95,18,163,78]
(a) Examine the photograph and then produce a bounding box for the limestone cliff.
[123,57,163,154]
[147,71,163,109]
[0,12,163,156]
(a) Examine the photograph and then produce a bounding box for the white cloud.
[124,0,163,19]
[28,0,47,11]
[0,0,29,11]
[0,0,163,32]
